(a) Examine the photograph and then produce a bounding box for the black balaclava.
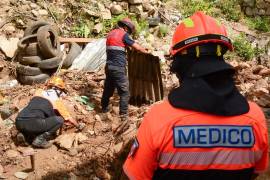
[168,54,249,116]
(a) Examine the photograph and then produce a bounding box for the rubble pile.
[231,60,270,107]
[0,67,152,179]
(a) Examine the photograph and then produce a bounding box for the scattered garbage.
[14,171,28,180]
[69,39,106,71]
[75,96,95,111]
[0,80,18,90]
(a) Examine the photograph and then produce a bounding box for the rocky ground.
[0,0,269,179]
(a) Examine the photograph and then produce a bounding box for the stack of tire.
[16,21,82,85]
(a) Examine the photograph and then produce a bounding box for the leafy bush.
[71,20,93,38]
[245,16,270,32]
[178,0,242,21]
[214,0,242,21]
[233,33,256,61]
[178,0,215,18]
[159,24,169,37]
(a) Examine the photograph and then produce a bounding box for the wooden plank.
[59,37,93,44]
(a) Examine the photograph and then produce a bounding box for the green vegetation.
[233,33,263,61]
[177,0,242,22]
[71,19,93,38]
[159,24,169,37]
[245,16,270,32]
[214,0,242,22]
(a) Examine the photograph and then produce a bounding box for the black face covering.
[168,56,249,116]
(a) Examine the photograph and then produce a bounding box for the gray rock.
[128,0,142,4]
[243,0,255,6]
[83,8,100,18]
[68,148,78,157]
[266,7,270,15]
[5,149,19,158]
[142,2,154,12]
[93,23,103,34]
[3,24,16,34]
[258,9,266,15]
[31,9,39,17]
[119,2,129,10]
[0,0,10,6]
[101,9,112,20]
[256,0,267,8]
[30,3,38,9]
[98,3,106,11]
[129,4,143,14]
[148,17,160,26]
[113,142,123,153]
[110,4,123,15]
[0,36,19,58]
[38,9,48,16]
[245,7,254,16]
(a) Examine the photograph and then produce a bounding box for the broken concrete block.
[0,36,19,58]
[93,23,103,34]
[110,4,123,15]
[38,9,48,16]
[129,4,143,14]
[128,0,142,4]
[101,9,112,20]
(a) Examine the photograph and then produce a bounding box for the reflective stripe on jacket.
[123,100,269,179]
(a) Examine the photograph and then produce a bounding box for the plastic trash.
[69,39,106,71]
[0,80,18,90]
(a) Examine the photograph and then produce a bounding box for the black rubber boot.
[32,132,52,149]
[16,133,29,146]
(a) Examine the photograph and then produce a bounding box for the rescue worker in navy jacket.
[101,18,148,121]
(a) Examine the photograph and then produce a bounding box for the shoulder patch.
[173,125,255,148]
[128,137,139,158]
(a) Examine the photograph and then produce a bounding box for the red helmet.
[118,18,135,34]
[170,11,233,56]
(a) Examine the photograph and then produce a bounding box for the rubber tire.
[16,64,43,76]
[20,42,43,56]
[20,56,42,66]
[18,73,50,85]
[63,42,82,68]
[37,25,60,58]
[38,54,63,69]
[24,21,50,37]
[17,34,38,49]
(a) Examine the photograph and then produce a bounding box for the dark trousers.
[16,116,64,136]
[101,65,129,115]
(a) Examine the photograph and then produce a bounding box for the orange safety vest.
[106,28,126,51]
[34,88,72,120]
[123,100,269,179]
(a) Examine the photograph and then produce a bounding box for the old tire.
[17,34,38,49]
[37,25,60,58]
[63,42,82,68]
[20,56,42,66]
[20,42,43,56]
[16,64,43,76]
[38,54,63,69]
[18,74,50,85]
[24,21,50,37]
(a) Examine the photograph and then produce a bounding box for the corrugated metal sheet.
[69,39,106,71]
[128,49,164,106]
